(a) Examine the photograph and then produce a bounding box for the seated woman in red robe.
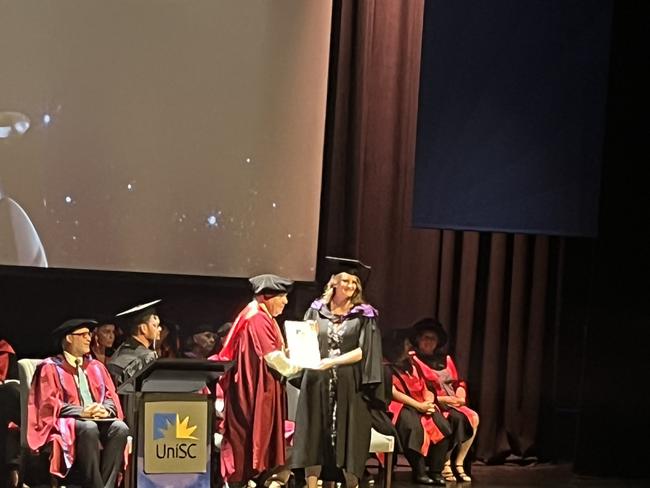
[382,329,451,486]
[410,318,479,483]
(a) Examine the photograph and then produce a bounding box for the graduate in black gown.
[108,299,161,386]
[292,259,383,488]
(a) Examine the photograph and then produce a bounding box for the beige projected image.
[0,0,332,280]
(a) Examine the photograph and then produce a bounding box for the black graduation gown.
[107,336,156,386]
[368,364,402,453]
[292,301,383,479]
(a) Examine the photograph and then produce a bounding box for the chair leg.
[383,452,393,488]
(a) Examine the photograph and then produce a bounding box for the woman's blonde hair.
[321,272,366,306]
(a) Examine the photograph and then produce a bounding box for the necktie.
[76,360,94,407]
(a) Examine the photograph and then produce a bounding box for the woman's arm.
[423,387,436,403]
[392,386,436,414]
[437,394,465,407]
[317,347,362,369]
[455,385,467,403]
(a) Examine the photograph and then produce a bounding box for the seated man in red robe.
[27,319,129,488]
[211,274,302,488]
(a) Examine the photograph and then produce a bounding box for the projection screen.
[0,0,332,280]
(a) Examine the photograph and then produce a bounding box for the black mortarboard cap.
[248,274,293,295]
[52,318,98,339]
[323,256,372,285]
[410,317,448,348]
[115,299,161,327]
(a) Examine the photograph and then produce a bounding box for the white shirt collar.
[63,350,84,368]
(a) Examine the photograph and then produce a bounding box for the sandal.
[441,465,456,482]
[8,468,20,488]
[455,465,472,482]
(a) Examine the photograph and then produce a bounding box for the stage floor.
[382,463,649,488]
[19,463,650,487]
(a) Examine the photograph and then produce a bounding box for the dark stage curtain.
[320,0,564,463]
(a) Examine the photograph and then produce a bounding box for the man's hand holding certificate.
[285,320,321,369]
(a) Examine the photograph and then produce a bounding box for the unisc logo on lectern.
[144,401,207,474]
[153,413,199,459]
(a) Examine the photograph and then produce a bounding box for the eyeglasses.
[69,331,92,338]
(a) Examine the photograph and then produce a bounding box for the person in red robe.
[27,319,129,488]
[210,274,302,488]
[410,318,479,483]
[382,329,450,486]
[0,338,21,487]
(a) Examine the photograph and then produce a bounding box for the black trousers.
[73,419,129,488]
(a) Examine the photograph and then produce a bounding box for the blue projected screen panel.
[412,0,612,237]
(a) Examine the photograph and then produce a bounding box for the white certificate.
[284,320,321,368]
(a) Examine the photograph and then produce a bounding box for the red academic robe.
[210,300,287,483]
[388,363,446,455]
[0,339,15,381]
[1,340,20,432]
[27,355,124,478]
[411,354,479,429]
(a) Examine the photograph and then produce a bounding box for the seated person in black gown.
[108,299,161,386]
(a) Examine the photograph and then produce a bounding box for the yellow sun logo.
[175,415,198,440]
[156,413,198,440]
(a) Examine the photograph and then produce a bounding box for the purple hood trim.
[310,299,378,318]
[353,303,379,318]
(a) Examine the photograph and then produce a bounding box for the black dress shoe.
[413,474,436,485]
[429,473,447,485]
